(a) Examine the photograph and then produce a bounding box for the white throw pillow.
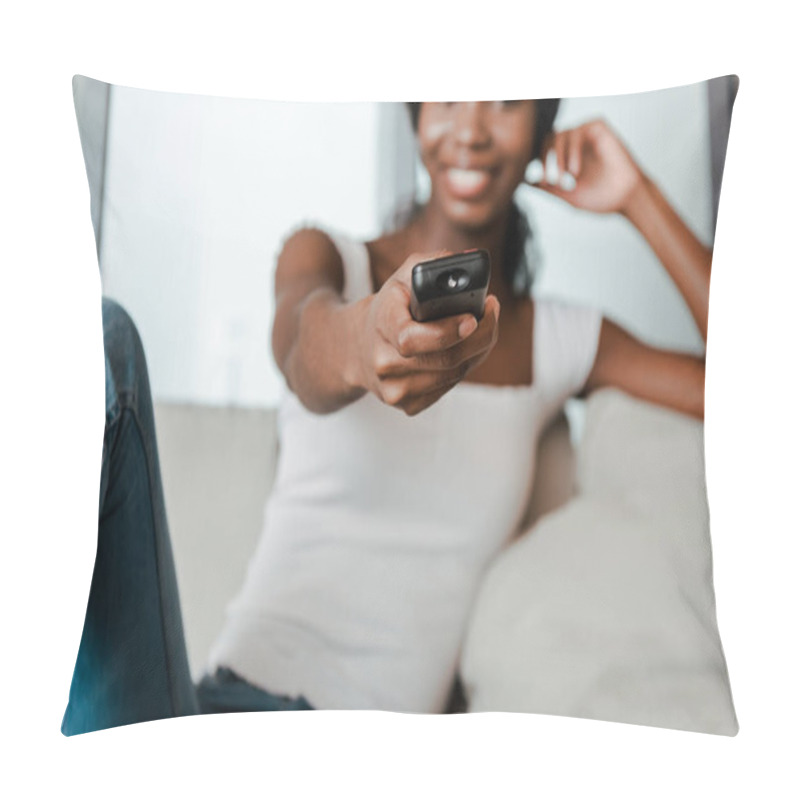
[460,388,738,735]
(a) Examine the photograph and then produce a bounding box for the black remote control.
[409,249,491,322]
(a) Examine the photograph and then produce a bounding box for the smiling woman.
[418,101,538,219]
[204,95,716,711]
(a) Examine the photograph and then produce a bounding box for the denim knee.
[101,298,151,406]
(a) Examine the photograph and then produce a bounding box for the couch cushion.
[154,403,278,679]
[460,389,737,734]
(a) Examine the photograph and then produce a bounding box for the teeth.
[448,168,489,190]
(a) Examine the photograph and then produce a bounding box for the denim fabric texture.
[61,299,312,736]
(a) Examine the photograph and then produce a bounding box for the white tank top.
[206,229,602,712]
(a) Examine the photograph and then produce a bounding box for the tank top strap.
[326,231,374,303]
[533,296,603,415]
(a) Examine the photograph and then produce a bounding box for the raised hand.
[526,118,645,216]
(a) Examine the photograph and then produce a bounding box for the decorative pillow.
[461,388,738,734]
[63,75,738,735]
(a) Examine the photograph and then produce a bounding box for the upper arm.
[271,227,346,373]
[582,317,706,419]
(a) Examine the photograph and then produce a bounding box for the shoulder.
[274,225,349,294]
[584,316,651,391]
[533,296,603,338]
[364,228,410,290]
[532,295,603,399]
[277,225,343,270]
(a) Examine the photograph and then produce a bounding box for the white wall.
[100,87,385,407]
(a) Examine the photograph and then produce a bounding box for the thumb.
[483,293,501,323]
[527,180,570,203]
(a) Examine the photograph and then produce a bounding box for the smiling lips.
[444,167,493,199]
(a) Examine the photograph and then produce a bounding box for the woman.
[269,101,706,417]
[62,100,710,733]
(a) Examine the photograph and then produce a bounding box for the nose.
[452,102,491,148]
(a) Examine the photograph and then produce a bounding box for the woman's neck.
[406,204,518,305]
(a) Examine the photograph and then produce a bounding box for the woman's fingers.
[527,119,644,213]
[379,294,498,375]
[545,147,561,185]
[366,254,500,413]
[530,172,569,201]
[376,249,466,348]
[371,293,498,417]
[551,132,578,191]
[566,128,582,179]
[379,363,470,408]
[375,275,467,353]
[417,294,499,370]
[394,355,493,416]
[550,133,567,178]
[393,312,478,357]
[531,133,577,193]
[524,158,544,184]
[400,384,458,417]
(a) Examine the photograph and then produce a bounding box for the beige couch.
[155,388,737,734]
[154,401,576,682]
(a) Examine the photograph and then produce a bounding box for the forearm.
[586,318,706,422]
[623,176,712,343]
[277,288,368,414]
[630,353,706,421]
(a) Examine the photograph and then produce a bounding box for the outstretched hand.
[353,251,500,416]
[526,119,645,216]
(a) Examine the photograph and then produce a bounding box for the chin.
[445,202,503,233]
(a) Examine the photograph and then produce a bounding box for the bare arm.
[272,228,500,415]
[272,228,366,413]
[583,318,705,420]
[533,118,712,344]
[531,120,711,417]
[622,177,711,343]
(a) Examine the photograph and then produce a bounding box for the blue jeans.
[61,299,313,736]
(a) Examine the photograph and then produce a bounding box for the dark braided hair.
[402,99,561,297]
